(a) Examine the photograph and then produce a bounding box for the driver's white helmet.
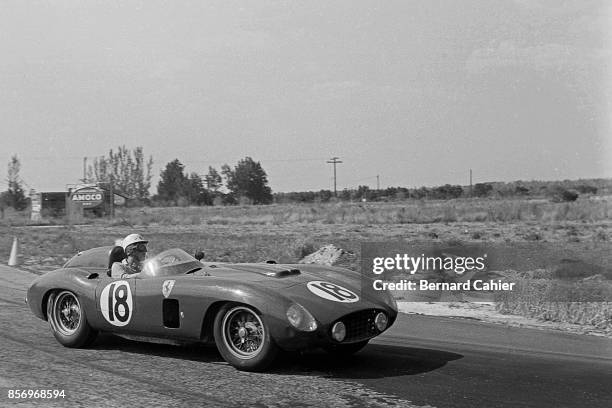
[122,233,148,251]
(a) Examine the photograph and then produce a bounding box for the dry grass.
[117,198,611,225]
[2,197,611,227]
[495,273,612,329]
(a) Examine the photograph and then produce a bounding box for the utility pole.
[469,168,473,197]
[327,157,342,197]
[109,176,114,219]
[376,174,380,190]
[82,157,87,184]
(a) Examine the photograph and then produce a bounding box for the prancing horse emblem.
[162,280,175,298]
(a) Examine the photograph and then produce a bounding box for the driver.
[111,233,148,278]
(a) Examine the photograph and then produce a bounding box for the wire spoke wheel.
[46,290,97,348]
[52,291,82,336]
[214,303,279,371]
[222,306,265,359]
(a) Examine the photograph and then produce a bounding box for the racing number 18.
[310,282,357,302]
[107,283,130,322]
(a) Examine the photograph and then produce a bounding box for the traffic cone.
[8,237,19,266]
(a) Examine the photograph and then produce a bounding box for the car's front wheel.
[213,304,278,371]
[47,290,97,348]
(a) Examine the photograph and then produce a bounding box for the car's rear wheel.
[323,340,369,356]
[213,304,278,371]
[47,290,97,348]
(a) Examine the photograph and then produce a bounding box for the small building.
[32,184,129,219]
[41,192,69,216]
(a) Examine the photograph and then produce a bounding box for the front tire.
[47,290,97,348]
[213,304,278,371]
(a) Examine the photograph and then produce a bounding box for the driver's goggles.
[130,243,148,252]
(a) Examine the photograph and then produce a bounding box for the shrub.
[473,183,493,197]
[524,231,542,241]
[548,186,578,202]
[290,238,318,260]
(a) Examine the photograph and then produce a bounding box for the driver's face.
[130,244,148,262]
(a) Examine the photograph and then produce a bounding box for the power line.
[343,175,378,185]
[182,157,329,164]
[29,156,87,160]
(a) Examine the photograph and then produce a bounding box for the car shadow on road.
[272,344,463,379]
[93,334,462,379]
[92,333,226,363]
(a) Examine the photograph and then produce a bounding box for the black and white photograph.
[1,1,611,407]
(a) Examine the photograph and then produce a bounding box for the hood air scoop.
[263,269,301,278]
[227,264,301,278]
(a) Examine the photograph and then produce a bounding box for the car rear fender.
[27,268,100,322]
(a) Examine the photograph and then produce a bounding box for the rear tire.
[47,290,97,348]
[213,304,278,371]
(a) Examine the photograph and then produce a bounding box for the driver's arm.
[110,262,126,278]
[111,263,142,279]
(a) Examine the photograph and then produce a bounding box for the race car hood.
[199,262,392,317]
[199,262,363,289]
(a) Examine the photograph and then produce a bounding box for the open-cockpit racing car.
[27,246,397,371]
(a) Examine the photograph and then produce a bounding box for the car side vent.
[163,299,180,328]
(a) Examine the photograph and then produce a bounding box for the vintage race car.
[26,246,398,371]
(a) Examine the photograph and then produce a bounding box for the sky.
[1,0,610,193]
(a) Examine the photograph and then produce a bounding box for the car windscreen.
[141,248,203,277]
[63,246,113,269]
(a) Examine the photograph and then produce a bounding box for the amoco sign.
[71,186,104,208]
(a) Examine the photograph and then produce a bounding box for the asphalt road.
[0,264,610,408]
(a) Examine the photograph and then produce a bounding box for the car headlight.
[331,321,346,342]
[375,312,388,331]
[286,303,317,332]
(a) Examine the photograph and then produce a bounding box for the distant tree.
[413,187,429,200]
[356,185,370,200]
[318,189,333,203]
[279,191,316,203]
[576,184,597,195]
[339,188,351,201]
[431,184,463,199]
[1,155,28,210]
[185,172,212,205]
[156,159,189,204]
[473,183,493,197]
[88,146,153,201]
[222,157,273,204]
[221,192,237,205]
[204,166,222,192]
[548,186,578,202]
[514,185,530,196]
[220,164,234,189]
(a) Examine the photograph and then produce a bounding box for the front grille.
[338,309,384,342]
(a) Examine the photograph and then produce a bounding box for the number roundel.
[100,280,133,326]
[306,281,359,303]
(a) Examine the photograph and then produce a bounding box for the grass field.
[495,271,612,329]
[1,197,610,329]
